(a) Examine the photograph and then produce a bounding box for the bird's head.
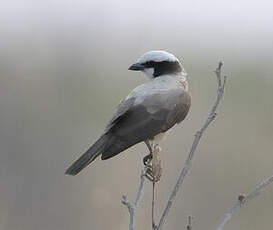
[129,50,186,79]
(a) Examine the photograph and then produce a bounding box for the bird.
[65,50,191,176]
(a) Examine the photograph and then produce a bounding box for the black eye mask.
[143,61,182,77]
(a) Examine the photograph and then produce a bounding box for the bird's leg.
[143,140,153,181]
[143,140,154,181]
[143,154,153,166]
[143,140,162,182]
[143,140,153,166]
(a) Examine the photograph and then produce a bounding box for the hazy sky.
[0,1,273,230]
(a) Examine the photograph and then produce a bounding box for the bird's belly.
[150,131,168,144]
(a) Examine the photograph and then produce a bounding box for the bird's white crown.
[138,50,179,64]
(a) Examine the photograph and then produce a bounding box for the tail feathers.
[65,134,110,175]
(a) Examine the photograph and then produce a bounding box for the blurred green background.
[1,0,273,229]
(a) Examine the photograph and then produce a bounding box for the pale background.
[1,0,273,229]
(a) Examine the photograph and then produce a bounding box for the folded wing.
[102,88,191,160]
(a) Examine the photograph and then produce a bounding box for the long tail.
[65,134,110,175]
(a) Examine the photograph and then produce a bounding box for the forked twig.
[157,62,227,230]
[121,170,146,230]
[216,174,273,230]
[122,62,227,230]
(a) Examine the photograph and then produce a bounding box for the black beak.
[128,63,145,71]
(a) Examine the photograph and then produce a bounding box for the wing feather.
[101,88,191,160]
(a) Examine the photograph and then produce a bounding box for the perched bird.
[65,50,191,175]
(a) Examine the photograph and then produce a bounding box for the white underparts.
[153,132,167,142]
[149,131,169,146]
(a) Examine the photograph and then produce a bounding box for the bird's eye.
[143,61,156,68]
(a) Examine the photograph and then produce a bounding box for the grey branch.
[157,62,227,230]
[121,170,146,230]
[215,173,273,230]
[186,216,194,230]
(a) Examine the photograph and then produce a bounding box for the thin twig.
[151,143,162,230]
[215,174,273,230]
[121,170,146,230]
[157,62,227,230]
[152,181,156,229]
[134,171,146,207]
[186,216,194,230]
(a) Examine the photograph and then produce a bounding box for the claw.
[144,166,154,182]
[143,153,153,166]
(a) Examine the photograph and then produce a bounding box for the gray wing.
[101,89,191,160]
[105,97,136,131]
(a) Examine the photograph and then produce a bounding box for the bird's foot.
[144,164,154,182]
[143,146,162,182]
[144,164,162,182]
[143,154,154,181]
[143,153,153,166]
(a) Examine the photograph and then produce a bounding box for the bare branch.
[186,216,194,230]
[134,170,146,208]
[216,174,273,230]
[157,62,227,230]
[121,170,146,230]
